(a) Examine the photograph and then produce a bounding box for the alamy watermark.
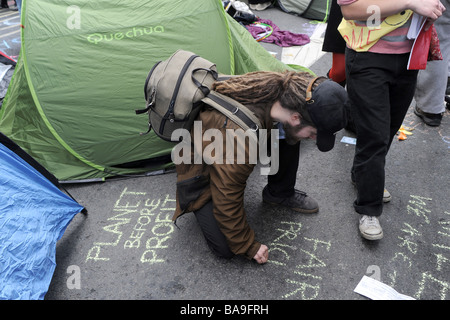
[171,121,280,175]
[66,265,81,290]
[366,5,381,29]
[66,5,81,30]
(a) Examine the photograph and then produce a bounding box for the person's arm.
[339,0,445,21]
[207,123,268,263]
[209,158,264,261]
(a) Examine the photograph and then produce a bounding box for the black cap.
[306,79,348,152]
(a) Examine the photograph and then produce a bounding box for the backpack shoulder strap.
[306,76,328,101]
[201,91,262,135]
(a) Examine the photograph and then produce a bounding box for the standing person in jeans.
[338,0,445,240]
[414,0,450,127]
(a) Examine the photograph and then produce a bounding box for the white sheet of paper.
[281,23,327,68]
[354,276,415,300]
[0,64,12,82]
[340,136,356,145]
[407,13,426,40]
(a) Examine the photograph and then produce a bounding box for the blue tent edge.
[0,131,86,300]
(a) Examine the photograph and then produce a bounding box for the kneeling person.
[172,71,348,264]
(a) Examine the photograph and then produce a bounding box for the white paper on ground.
[340,136,356,145]
[0,64,12,82]
[281,23,327,67]
[354,275,415,300]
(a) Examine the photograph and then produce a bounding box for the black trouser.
[194,140,301,258]
[194,200,234,259]
[267,138,300,197]
[345,48,418,216]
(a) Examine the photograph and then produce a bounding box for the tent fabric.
[0,51,16,66]
[0,64,14,103]
[277,0,331,21]
[0,51,15,106]
[0,132,85,300]
[0,0,292,182]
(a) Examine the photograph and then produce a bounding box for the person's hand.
[253,244,269,264]
[409,0,445,21]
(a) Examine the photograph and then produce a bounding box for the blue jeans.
[345,48,418,216]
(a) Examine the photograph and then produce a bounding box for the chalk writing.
[406,195,431,224]
[442,135,450,149]
[266,221,331,300]
[0,37,20,53]
[268,221,302,266]
[386,196,450,299]
[86,187,176,265]
[434,253,450,272]
[282,237,331,300]
[0,10,20,51]
[415,272,450,300]
[397,222,421,254]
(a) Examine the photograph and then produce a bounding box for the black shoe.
[262,185,319,213]
[414,106,443,127]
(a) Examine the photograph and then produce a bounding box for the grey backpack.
[136,50,261,141]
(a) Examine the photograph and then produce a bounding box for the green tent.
[277,0,331,21]
[0,0,291,182]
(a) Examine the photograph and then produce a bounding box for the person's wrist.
[405,0,414,12]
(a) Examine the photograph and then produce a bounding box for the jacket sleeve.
[197,108,262,260]
[209,160,261,260]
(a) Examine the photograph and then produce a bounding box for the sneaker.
[351,177,391,203]
[414,105,443,127]
[359,215,383,240]
[262,185,319,213]
[383,189,391,203]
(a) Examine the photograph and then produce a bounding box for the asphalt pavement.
[1,4,450,304]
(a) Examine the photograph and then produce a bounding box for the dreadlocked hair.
[212,71,322,125]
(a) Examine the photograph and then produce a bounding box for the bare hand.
[409,0,445,21]
[253,244,269,264]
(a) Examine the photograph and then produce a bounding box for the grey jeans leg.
[415,5,450,114]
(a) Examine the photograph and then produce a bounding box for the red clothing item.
[329,53,346,83]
